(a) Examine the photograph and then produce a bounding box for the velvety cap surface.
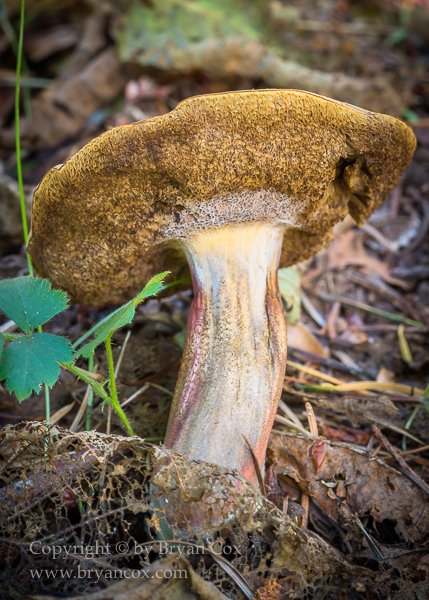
[28,89,416,307]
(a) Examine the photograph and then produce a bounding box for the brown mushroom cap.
[28,89,416,308]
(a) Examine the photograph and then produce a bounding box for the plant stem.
[45,384,50,423]
[402,403,421,451]
[85,355,94,430]
[105,333,134,436]
[36,324,50,423]
[317,292,424,329]
[0,6,32,117]
[61,362,109,402]
[13,0,51,427]
[64,360,132,434]
[14,0,32,276]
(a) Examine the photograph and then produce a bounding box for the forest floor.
[0,1,429,598]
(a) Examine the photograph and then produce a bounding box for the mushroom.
[28,90,416,487]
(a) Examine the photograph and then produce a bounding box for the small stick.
[305,402,319,438]
[383,443,429,459]
[242,434,266,497]
[282,496,289,515]
[70,365,99,431]
[371,425,429,496]
[114,330,132,378]
[301,493,309,528]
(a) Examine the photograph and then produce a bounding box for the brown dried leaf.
[287,322,329,357]
[307,439,326,471]
[0,49,127,151]
[270,432,429,542]
[24,25,79,62]
[328,229,410,289]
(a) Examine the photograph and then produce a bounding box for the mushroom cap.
[28,89,416,308]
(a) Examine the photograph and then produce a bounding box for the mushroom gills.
[165,222,288,487]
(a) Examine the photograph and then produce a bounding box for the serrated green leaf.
[76,272,170,358]
[0,277,69,334]
[0,332,6,357]
[134,271,170,303]
[77,303,135,359]
[0,333,73,401]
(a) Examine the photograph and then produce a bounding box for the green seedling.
[74,271,170,436]
[0,272,170,435]
[75,272,170,359]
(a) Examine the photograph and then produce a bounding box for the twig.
[282,496,288,515]
[120,383,150,408]
[274,413,313,437]
[70,365,99,432]
[286,360,344,386]
[305,402,319,437]
[301,493,309,528]
[355,516,390,572]
[288,346,370,379]
[0,320,18,333]
[147,382,174,397]
[361,223,396,253]
[349,271,422,323]
[301,290,325,327]
[314,291,425,329]
[114,330,132,378]
[383,443,429,461]
[371,425,429,496]
[243,434,266,497]
[278,398,305,430]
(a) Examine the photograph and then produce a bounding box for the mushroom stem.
[164,222,287,487]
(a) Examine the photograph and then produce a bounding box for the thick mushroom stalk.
[164,222,287,487]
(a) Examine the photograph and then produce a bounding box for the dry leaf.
[328,230,410,289]
[376,367,396,383]
[270,432,429,542]
[49,401,75,425]
[287,322,329,357]
[307,439,326,471]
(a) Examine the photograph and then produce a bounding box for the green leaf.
[173,328,186,350]
[387,26,408,46]
[402,108,420,124]
[278,266,302,325]
[0,332,6,357]
[0,276,69,334]
[0,333,73,401]
[76,272,170,358]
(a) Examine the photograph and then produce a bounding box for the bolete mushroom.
[28,90,416,487]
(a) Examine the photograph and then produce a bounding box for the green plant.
[0,272,170,435]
